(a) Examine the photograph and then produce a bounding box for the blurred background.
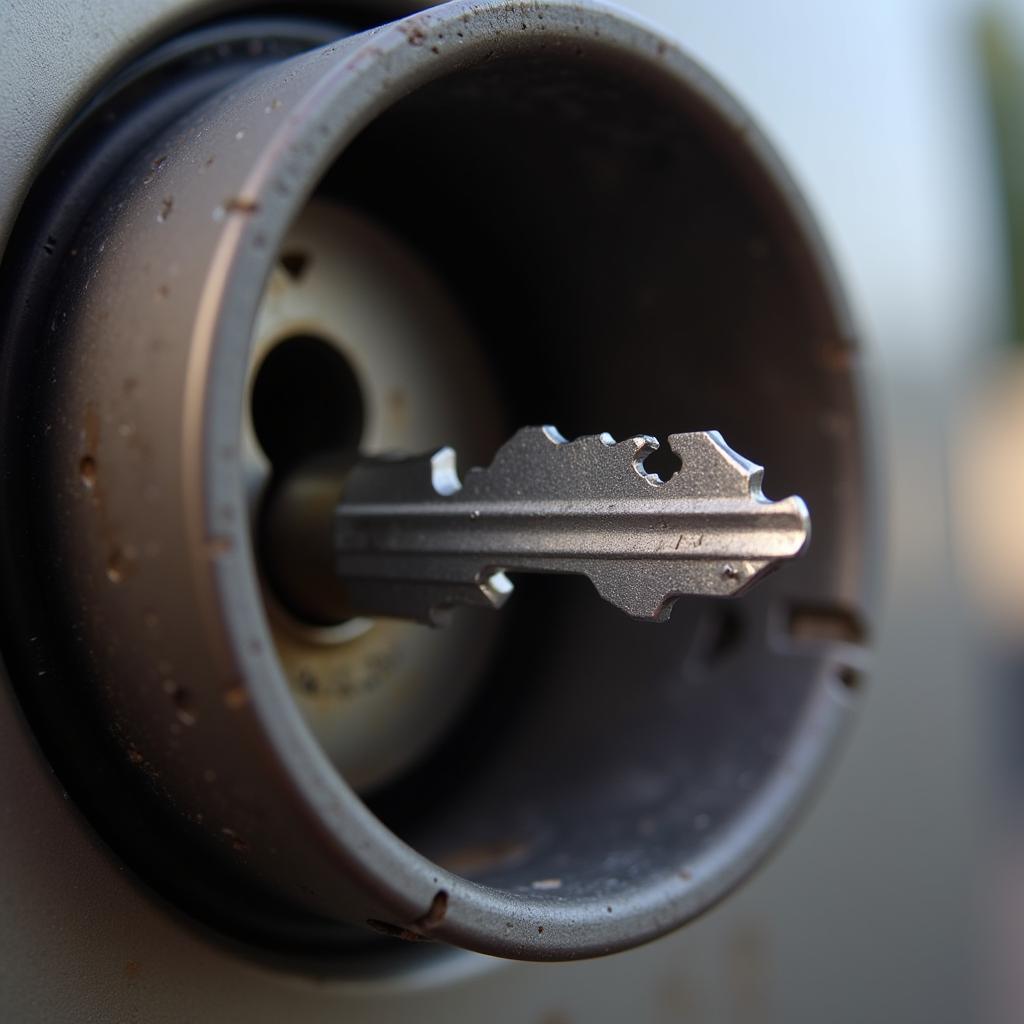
[412,0,1023,1020]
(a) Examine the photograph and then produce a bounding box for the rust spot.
[124,960,142,978]
[415,890,448,931]
[158,196,174,222]
[402,23,427,45]
[151,155,167,171]
[225,195,261,214]
[155,283,170,300]
[365,919,429,942]
[106,547,130,584]
[223,687,248,711]
[79,455,98,489]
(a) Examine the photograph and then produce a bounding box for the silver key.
[333,427,810,624]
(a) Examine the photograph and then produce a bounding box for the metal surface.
[0,0,869,978]
[317,427,809,623]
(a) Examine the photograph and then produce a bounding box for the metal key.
[329,427,810,625]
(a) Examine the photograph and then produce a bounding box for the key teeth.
[575,431,661,482]
[663,431,766,498]
[475,427,664,489]
[337,425,813,625]
[537,428,770,495]
[478,570,514,608]
[588,563,683,621]
[540,425,568,446]
[429,447,462,497]
[625,435,661,478]
[391,426,785,505]
[422,571,512,625]
[475,425,568,480]
[576,430,661,480]
[433,426,797,517]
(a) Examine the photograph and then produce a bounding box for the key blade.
[334,427,810,624]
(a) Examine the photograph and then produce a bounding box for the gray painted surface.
[0,0,208,255]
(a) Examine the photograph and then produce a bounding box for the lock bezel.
[0,0,873,967]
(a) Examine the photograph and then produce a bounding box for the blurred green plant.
[979,8,1024,345]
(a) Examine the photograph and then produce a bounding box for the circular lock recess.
[246,200,505,795]
[0,0,872,966]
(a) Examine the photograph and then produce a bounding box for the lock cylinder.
[0,0,871,965]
